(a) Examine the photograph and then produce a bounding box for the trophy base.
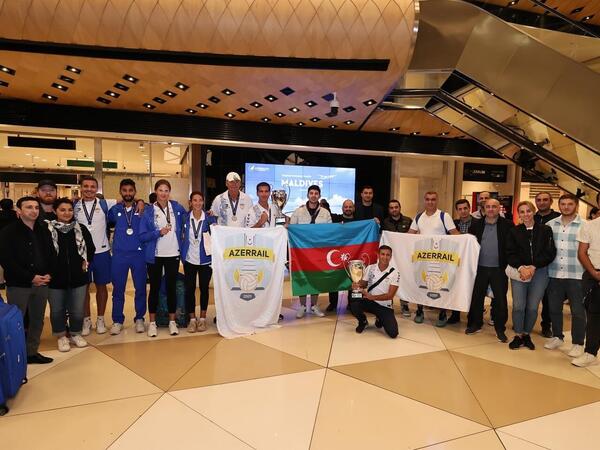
[351,291,363,299]
[275,218,286,227]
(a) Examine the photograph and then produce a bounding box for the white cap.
[226,172,241,182]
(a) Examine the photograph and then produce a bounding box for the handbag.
[505,265,531,283]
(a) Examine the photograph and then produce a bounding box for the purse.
[505,265,531,283]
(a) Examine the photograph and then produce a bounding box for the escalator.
[385,0,600,205]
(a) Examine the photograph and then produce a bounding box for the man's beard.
[122,195,134,202]
[40,196,55,205]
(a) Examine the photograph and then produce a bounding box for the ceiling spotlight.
[344,120,354,125]
[225,112,235,118]
[275,112,285,118]
[250,101,263,108]
[153,97,166,104]
[582,15,594,21]
[163,90,177,98]
[96,97,111,104]
[438,131,449,136]
[289,107,300,113]
[305,100,318,108]
[265,95,278,102]
[329,125,337,129]
[0,65,15,75]
[310,117,320,122]
[0,80,8,87]
[237,107,248,113]
[389,127,399,131]
[411,131,420,135]
[105,90,119,98]
[123,74,138,83]
[280,86,295,96]
[143,103,155,109]
[59,75,75,84]
[570,7,584,14]
[261,117,271,123]
[175,82,189,91]
[196,102,209,109]
[209,96,220,103]
[185,108,197,114]
[42,93,58,101]
[297,122,305,126]
[363,99,376,106]
[114,83,129,91]
[222,88,235,96]
[343,106,356,113]
[65,65,81,74]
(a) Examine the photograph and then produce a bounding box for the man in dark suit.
[354,185,384,223]
[466,199,513,342]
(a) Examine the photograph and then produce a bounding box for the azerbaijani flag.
[288,220,380,296]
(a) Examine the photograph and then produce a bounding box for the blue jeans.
[48,285,87,336]
[511,266,549,334]
[548,277,586,345]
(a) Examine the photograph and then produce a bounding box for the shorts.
[88,250,112,285]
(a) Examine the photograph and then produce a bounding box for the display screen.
[244,163,356,214]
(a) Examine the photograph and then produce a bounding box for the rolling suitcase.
[0,295,28,416]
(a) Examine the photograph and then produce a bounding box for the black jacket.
[49,225,96,289]
[382,215,412,233]
[506,223,556,268]
[468,216,513,269]
[0,220,56,287]
[355,202,385,222]
[0,209,17,230]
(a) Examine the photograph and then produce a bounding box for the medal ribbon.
[156,202,171,224]
[82,199,97,226]
[191,216,203,241]
[228,193,239,218]
[124,205,134,230]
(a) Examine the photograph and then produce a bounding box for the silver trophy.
[344,259,367,299]
[271,188,290,226]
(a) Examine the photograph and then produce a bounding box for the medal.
[126,228,134,235]
[82,199,97,226]
[124,205,134,236]
[191,215,204,243]
[156,202,171,228]
[228,193,240,223]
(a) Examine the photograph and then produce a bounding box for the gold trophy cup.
[344,259,367,300]
[271,188,290,226]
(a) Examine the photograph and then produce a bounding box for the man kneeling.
[351,245,400,338]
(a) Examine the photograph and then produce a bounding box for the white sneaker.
[96,317,107,334]
[567,344,585,358]
[311,305,325,317]
[572,352,598,367]
[82,317,92,336]
[147,321,158,338]
[544,337,564,350]
[169,320,179,336]
[135,319,145,333]
[57,336,70,352]
[110,323,123,335]
[187,318,197,333]
[198,318,207,332]
[296,306,306,319]
[70,335,88,348]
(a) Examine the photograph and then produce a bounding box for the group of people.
[0,174,599,370]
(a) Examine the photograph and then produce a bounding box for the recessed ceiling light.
[343,106,356,113]
[438,131,449,136]
[280,86,295,96]
[153,97,166,104]
[261,117,271,122]
[185,108,197,114]
[570,6,584,14]
[0,65,15,75]
[363,99,376,106]
[305,100,317,108]
[322,93,334,101]
[329,125,337,129]
[65,65,81,74]
[209,96,220,103]
[175,82,189,91]
[237,107,248,113]
[42,93,58,101]
[310,117,320,122]
[289,107,300,113]
[105,90,119,98]
[275,112,286,118]
[389,127,399,131]
[123,74,138,83]
[51,83,68,91]
[265,94,278,102]
[196,102,209,109]
[411,131,420,135]
[114,83,129,91]
[222,88,235,96]
[59,75,75,84]
[582,14,594,21]
[225,112,235,118]
[143,103,155,109]
[163,90,177,98]
[508,0,519,6]
[0,80,8,87]
[250,101,263,108]
[344,120,354,125]
[297,122,305,126]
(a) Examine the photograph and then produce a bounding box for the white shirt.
[245,203,277,228]
[74,198,116,254]
[186,211,205,265]
[154,202,179,257]
[409,209,456,235]
[210,191,253,227]
[577,217,600,269]
[362,263,400,308]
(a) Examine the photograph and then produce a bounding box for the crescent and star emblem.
[326,250,350,267]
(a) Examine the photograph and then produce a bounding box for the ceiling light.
[163,90,177,98]
[343,106,356,113]
[250,101,263,108]
[310,117,320,122]
[570,7,584,14]
[123,74,138,83]
[59,75,75,84]
[344,120,354,125]
[33,156,40,159]
[237,107,248,113]
[582,15,594,21]
[265,95,278,102]
[261,117,271,122]
[322,93,334,101]
[185,108,197,114]
[305,100,317,108]
[438,131,449,136]
[508,0,519,6]
[209,96,220,103]
[25,153,31,156]
[175,82,189,91]
[143,103,155,109]
[41,159,47,162]
[0,65,15,75]
[411,131,420,135]
[65,65,81,74]
[222,88,235,96]
[197,102,209,109]
[114,83,129,91]
[329,125,337,129]
[96,97,111,104]
[153,97,166,104]
[105,90,119,98]
[297,122,305,126]
[225,112,235,118]
[363,99,376,106]
[289,107,300,113]
[389,127,399,131]
[42,93,58,101]
[275,112,285,118]
[0,80,8,87]
[280,86,295,96]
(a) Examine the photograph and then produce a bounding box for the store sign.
[463,163,507,182]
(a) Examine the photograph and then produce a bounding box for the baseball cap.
[37,179,57,189]
[226,172,241,182]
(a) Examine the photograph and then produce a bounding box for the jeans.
[183,261,212,314]
[48,285,87,336]
[351,299,398,338]
[511,266,549,334]
[7,286,48,356]
[148,256,180,314]
[548,277,586,344]
[583,271,600,356]
[468,266,508,332]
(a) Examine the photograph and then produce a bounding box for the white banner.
[380,231,480,312]
[212,225,288,338]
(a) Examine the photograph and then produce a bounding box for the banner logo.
[412,238,460,300]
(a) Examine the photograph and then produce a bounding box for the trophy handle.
[343,259,352,278]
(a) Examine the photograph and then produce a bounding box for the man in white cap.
[210,172,253,227]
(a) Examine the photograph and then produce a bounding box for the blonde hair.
[517,200,536,214]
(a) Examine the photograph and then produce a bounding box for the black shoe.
[465,326,482,335]
[213,317,217,324]
[278,314,284,321]
[355,320,368,334]
[541,325,552,338]
[447,311,460,324]
[522,334,535,350]
[375,318,383,328]
[325,303,336,312]
[509,335,523,350]
[496,331,508,343]
[27,353,53,364]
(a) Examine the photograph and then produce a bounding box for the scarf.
[46,220,88,262]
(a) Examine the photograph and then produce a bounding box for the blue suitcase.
[0,295,28,416]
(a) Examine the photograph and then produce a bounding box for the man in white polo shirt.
[210,172,253,227]
[408,191,460,325]
[351,245,400,338]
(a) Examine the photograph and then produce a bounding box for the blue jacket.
[139,201,186,264]
[107,203,144,254]
[180,210,216,265]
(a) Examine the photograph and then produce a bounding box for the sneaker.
[96,317,107,334]
[496,331,508,343]
[572,352,599,368]
[465,326,482,335]
[567,344,585,358]
[169,320,179,336]
[82,317,92,336]
[311,305,325,317]
[296,306,306,319]
[435,312,448,328]
[541,325,553,338]
[522,334,535,350]
[70,335,88,348]
[135,319,145,333]
[57,336,70,352]
[355,320,368,334]
[375,318,383,329]
[414,312,424,324]
[544,337,564,350]
[509,335,523,350]
[447,311,460,324]
[198,318,207,332]
[401,304,411,317]
[187,318,197,333]
[110,323,123,335]
[147,321,158,338]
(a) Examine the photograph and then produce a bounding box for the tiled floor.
[1,281,598,449]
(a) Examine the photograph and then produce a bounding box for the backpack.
[415,211,449,235]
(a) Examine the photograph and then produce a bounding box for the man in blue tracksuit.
[107,179,147,335]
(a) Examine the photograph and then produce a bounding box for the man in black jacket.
[354,185,384,223]
[0,197,55,364]
[466,199,513,342]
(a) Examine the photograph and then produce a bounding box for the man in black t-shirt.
[355,185,384,223]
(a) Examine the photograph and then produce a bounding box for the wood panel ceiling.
[362,109,466,137]
[485,0,600,26]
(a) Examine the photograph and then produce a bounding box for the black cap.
[37,179,57,189]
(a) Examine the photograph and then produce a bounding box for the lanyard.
[124,205,134,229]
[156,202,171,224]
[228,193,239,218]
[82,199,97,226]
[191,215,204,240]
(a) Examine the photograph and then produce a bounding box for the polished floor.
[1,280,599,450]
